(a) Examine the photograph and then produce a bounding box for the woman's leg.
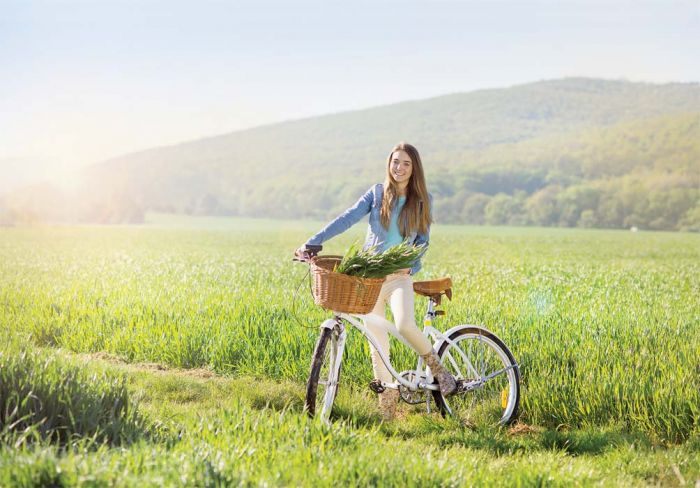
[363,284,393,384]
[364,283,400,420]
[387,275,456,395]
[387,276,433,355]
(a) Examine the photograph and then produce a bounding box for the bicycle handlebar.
[293,244,323,263]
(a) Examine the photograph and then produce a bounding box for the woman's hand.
[293,247,309,261]
[293,244,322,262]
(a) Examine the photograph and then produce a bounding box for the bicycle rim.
[435,326,520,426]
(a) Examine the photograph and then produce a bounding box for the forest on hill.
[431,112,699,230]
[2,78,698,230]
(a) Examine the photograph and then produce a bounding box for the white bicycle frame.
[319,297,486,394]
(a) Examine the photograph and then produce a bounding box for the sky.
[1,0,698,189]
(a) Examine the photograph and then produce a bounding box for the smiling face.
[390,149,413,187]
[381,142,432,235]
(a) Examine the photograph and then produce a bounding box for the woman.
[296,142,456,420]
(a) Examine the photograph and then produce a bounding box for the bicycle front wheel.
[433,326,520,426]
[304,326,341,423]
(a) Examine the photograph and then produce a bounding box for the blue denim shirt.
[305,183,432,275]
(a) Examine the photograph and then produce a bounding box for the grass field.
[1,215,699,486]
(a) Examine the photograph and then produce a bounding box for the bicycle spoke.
[482,364,516,383]
[478,334,485,378]
[443,350,465,379]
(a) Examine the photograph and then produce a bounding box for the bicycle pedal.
[368,379,386,394]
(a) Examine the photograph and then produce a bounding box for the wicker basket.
[310,256,386,314]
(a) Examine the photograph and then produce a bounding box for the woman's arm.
[305,185,376,246]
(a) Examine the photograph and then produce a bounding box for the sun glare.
[50,167,84,193]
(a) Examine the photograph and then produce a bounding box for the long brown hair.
[380,142,432,236]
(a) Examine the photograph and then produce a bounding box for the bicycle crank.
[454,378,482,394]
[399,370,430,404]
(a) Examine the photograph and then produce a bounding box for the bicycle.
[294,245,521,427]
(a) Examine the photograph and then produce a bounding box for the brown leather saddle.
[412,277,452,305]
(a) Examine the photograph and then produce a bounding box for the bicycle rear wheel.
[433,326,520,426]
[304,326,341,422]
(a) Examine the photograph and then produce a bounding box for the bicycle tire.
[433,326,520,426]
[304,326,341,421]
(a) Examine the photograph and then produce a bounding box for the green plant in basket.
[334,240,426,278]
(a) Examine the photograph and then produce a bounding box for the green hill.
[3,77,699,230]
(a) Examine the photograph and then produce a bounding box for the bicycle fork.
[322,317,346,395]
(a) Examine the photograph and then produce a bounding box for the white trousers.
[364,273,433,384]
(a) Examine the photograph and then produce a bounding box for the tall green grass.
[0,341,146,446]
[1,357,698,487]
[1,223,698,442]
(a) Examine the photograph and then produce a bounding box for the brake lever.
[292,252,316,263]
